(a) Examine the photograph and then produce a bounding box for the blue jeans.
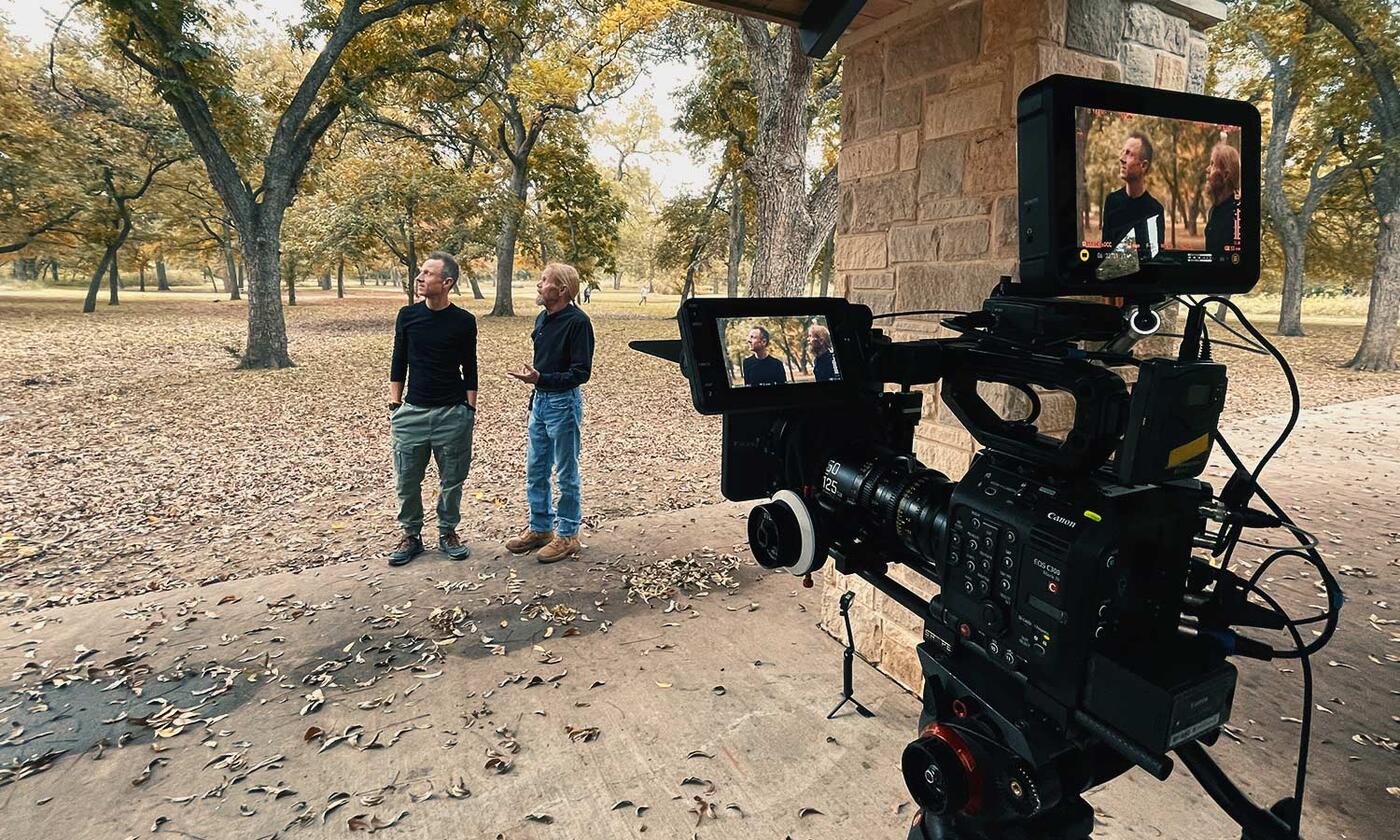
[526,389,583,537]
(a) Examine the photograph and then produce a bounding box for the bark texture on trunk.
[1278,235,1306,336]
[492,159,529,317]
[737,21,838,298]
[241,227,293,369]
[726,176,744,297]
[336,257,345,299]
[108,253,120,306]
[1349,199,1400,371]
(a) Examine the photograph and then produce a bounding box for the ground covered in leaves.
[1,288,1397,615]
[0,289,720,613]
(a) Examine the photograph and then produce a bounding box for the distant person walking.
[387,252,478,567]
[638,286,650,306]
[506,263,595,563]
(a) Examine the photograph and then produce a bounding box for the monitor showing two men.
[1076,107,1243,266]
[717,316,841,388]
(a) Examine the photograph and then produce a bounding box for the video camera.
[634,76,1342,840]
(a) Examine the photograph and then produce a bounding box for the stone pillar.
[825,0,1225,692]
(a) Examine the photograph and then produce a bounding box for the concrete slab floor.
[3,396,1396,839]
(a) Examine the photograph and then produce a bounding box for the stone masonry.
[824,0,1225,692]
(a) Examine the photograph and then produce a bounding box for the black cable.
[1177,743,1297,840]
[1199,297,1301,490]
[1156,331,1269,356]
[871,309,971,321]
[1233,525,1320,551]
[1242,579,1313,839]
[1213,433,1343,657]
[1175,295,1270,353]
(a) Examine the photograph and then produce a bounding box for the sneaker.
[505,528,554,554]
[439,530,471,560]
[388,533,423,567]
[537,534,581,564]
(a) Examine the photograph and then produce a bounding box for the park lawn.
[0,287,719,613]
[1,286,1396,614]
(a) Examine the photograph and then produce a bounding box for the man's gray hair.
[427,251,460,288]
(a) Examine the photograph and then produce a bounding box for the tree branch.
[1301,0,1400,137]
[0,208,83,255]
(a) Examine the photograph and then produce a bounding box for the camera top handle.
[869,297,1135,474]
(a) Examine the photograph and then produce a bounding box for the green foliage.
[1213,0,1383,294]
[654,181,726,291]
[532,124,626,280]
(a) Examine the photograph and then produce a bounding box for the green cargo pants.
[390,402,475,536]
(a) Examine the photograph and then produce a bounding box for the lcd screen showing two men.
[1077,107,1243,266]
[717,316,841,389]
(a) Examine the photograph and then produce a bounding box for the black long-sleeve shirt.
[743,355,786,386]
[813,350,838,382]
[1205,196,1239,252]
[1101,188,1166,252]
[390,302,478,407]
[532,304,594,391]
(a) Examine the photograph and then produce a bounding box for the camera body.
[638,75,1272,839]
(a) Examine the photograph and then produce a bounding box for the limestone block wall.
[823,0,1224,691]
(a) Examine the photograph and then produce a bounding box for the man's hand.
[507,363,540,385]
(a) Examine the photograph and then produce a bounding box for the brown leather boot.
[505,528,554,554]
[537,534,581,564]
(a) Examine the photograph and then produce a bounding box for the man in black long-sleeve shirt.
[1101,130,1166,255]
[506,263,595,563]
[741,326,786,386]
[387,251,478,567]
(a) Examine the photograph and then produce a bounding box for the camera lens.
[823,456,954,564]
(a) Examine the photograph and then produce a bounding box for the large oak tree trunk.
[737,21,837,298]
[240,226,293,368]
[492,160,529,317]
[1349,198,1400,371]
[337,257,345,299]
[1277,223,1307,337]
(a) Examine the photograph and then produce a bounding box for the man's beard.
[1208,173,1226,202]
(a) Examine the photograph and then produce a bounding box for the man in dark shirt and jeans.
[387,251,478,567]
[505,263,594,563]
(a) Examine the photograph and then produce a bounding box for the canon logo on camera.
[1046,511,1078,528]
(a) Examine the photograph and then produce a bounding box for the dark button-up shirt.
[532,304,594,391]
